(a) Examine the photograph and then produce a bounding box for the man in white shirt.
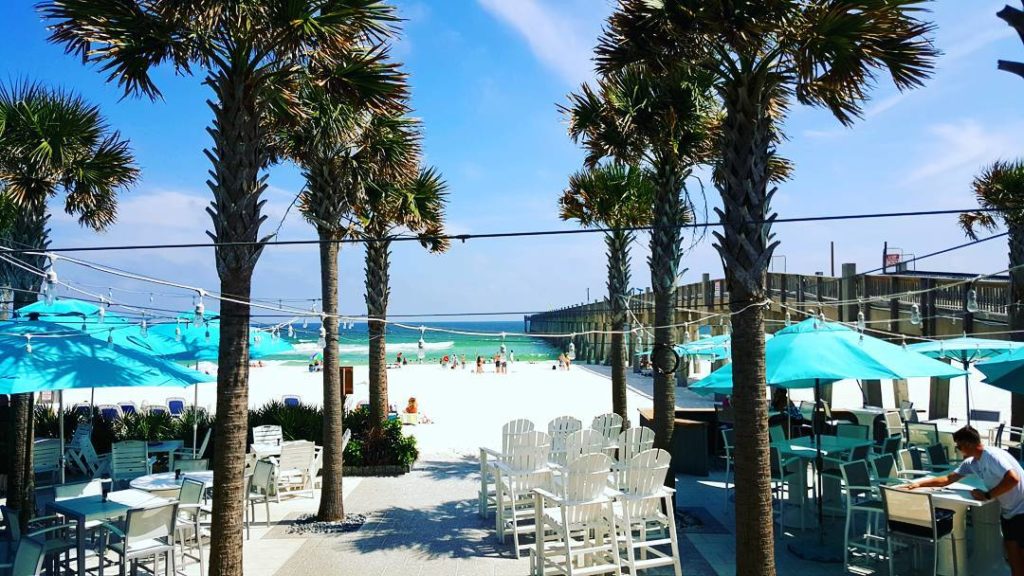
[907,426,1024,575]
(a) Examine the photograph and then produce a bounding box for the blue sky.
[0,1,1021,322]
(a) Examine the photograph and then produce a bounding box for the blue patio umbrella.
[689,317,965,560]
[908,334,1023,425]
[673,332,773,361]
[148,313,293,362]
[977,347,1024,394]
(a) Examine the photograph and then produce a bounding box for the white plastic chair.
[111,440,152,487]
[478,419,536,518]
[614,426,655,469]
[98,502,179,576]
[251,424,284,455]
[493,432,552,558]
[547,416,583,466]
[172,427,212,461]
[612,449,680,576]
[591,413,623,447]
[275,440,317,498]
[33,439,62,485]
[249,460,276,527]
[563,429,607,465]
[64,423,111,478]
[532,452,622,576]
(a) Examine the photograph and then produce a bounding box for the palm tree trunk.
[365,238,391,426]
[317,230,345,520]
[2,203,50,529]
[205,57,267,576]
[717,72,778,576]
[649,162,684,482]
[606,229,633,428]
[1008,227,1024,427]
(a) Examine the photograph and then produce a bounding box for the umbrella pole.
[193,383,199,459]
[815,378,824,542]
[964,359,971,427]
[58,390,65,484]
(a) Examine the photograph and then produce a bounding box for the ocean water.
[265,320,559,366]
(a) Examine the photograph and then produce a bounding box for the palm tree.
[560,65,718,473]
[0,82,137,524]
[596,2,937,572]
[283,63,408,522]
[361,130,448,425]
[961,159,1024,426]
[39,3,403,573]
[559,163,659,427]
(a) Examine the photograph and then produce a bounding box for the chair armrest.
[91,521,125,539]
[533,487,562,503]
[28,514,68,527]
[480,447,503,460]
[26,521,78,539]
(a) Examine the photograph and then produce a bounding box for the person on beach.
[493,353,500,373]
[476,355,484,374]
[905,426,1024,575]
[509,350,515,364]
[405,397,418,414]
[461,354,467,369]
[557,353,567,370]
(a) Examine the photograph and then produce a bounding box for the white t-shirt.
[954,446,1024,518]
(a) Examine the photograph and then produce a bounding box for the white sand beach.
[57,361,658,455]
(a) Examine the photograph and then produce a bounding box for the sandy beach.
[57,361,658,455]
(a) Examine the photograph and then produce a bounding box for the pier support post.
[864,380,883,408]
[841,263,857,323]
[893,379,910,411]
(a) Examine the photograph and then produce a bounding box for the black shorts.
[1001,513,1024,545]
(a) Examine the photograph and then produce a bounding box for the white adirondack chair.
[563,429,608,465]
[531,452,621,576]
[613,449,681,576]
[494,431,552,558]
[275,440,317,498]
[251,425,284,456]
[478,419,536,518]
[173,427,212,461]
[614,426,655,470]
[547,416,582,467]
[33,439,62,485]
[111,440,153,487]
[591,413,623,447]
[65,424,111,478]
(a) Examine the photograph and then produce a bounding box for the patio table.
[771,436,874,528]
[130,470,214,496]
[146,440,184,471]
[48,488,169,576]
[920,475,1003,575]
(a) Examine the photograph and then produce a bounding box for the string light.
[25,333,32,354]
[194,291,206,325]
[107,329,114,348]
[174,320,182,342]
[140,313,148,338]
[910,304,922,326]
[966,288,980,314]
[785,311,792,326]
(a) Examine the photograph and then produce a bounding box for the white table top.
[49,489,170,522]
[129,471,214,492]
[145,440,185,453]
[772,435,874,459]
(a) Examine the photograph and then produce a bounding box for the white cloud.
[903,119,1024,185]
[476,0,608,86]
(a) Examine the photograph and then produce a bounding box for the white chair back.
[547,416,582,462]
[252,425,283,447]
[560,453,613,526]
[111,440,150,483]
[125,502,178,544]
[175,458,209,472]
[616,426,655,464]
[880,486,934,532]
[501,419,536,453]
[33,439,62,477]
[278,440,316,473]
[613,449,671,517]
[565,429,607,464]
[55,480,104,500]
[591,413,623,443]
[251,460,275,495]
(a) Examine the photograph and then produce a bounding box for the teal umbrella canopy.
[690,318,967,395]
[977,348,1024,393]
[0,320,213,394]
[674,333,774,361]
[907,335,1023,364]
[16,298,184,356]
[148,315,293,361]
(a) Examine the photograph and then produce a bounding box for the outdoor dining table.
[146,439,185,470]
[770,435,875,528]
[918,475,1004,575]
[48,488,170,576]
[130,470,214,497]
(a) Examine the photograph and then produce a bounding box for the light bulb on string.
[910,304,922,326]
[205,328,211,343]
[317,327,326,348]
[149,293,154,304]
[856,310,865,332]
[194,291,205,325]
[25,334,32,354]
[785,311,792,326]
[98,300,106,324]
[683,330,691,344]
[174,320,182,342]
[81,320,87,332]
[108,288,113,301]
[287,324,294,338]
[966,289,980,314]
[107,329,114,348]
[140,314,148,338]
[43,257,57,305]
[901,335,907,350]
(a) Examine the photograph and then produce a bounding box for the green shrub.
[341,406,418,467]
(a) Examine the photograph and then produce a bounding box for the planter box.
[344,462,414,477]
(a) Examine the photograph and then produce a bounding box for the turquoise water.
[266,320,558,366]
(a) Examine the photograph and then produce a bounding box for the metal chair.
[836,423,870,440]
[840,460,885,572]
[0,536,46,576]
[248,460,276,527]
[174,458,209,472]
[99,502,179,576]
[175,478,209,576]
[721,428,735,513]
[880,486,957,576]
